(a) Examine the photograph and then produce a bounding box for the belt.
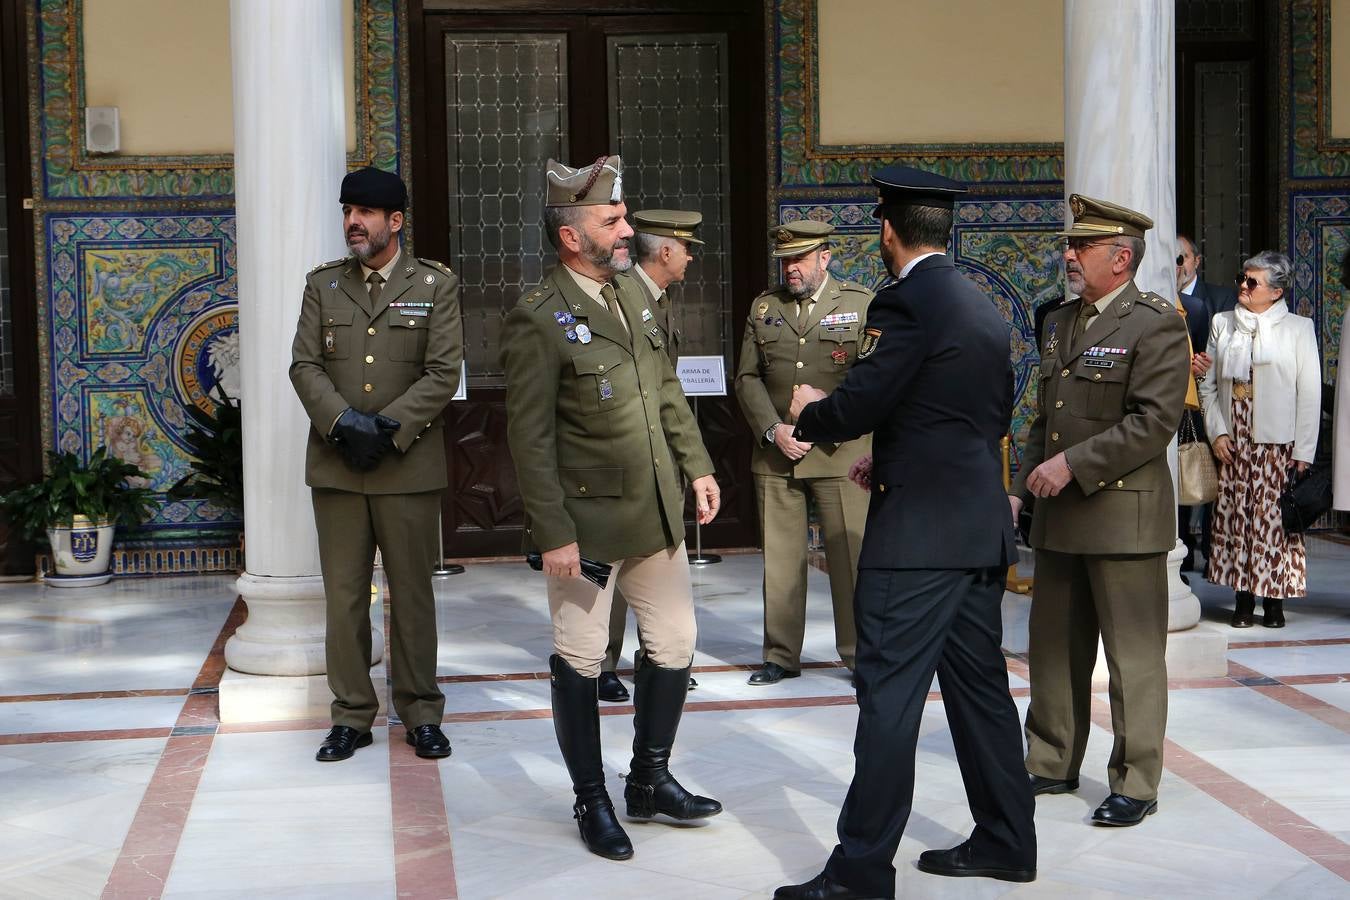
[1232,381,1252,400]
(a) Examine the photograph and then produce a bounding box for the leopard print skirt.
[1208,394,1306,598]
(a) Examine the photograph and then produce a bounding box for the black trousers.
[823,567,1036,898]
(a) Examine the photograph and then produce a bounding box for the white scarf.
[1223,299,1288,381]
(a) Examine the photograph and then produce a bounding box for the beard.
[579,229,631,275]
[1066,266,1086,295]
[348,219,392,263]
[879,237,896,275]
[786,266,824,299]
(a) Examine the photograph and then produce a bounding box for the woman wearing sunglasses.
[1198,251,1321,628]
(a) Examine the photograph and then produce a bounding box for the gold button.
[598,364,606,372]
[642,390,648,399]
[878,484,887,492]
[650,425,656,433]
[1098,481,1106,487]
[408,319,417,326]
[796,361,804,369]
[654,459,660,467]
[578,485,587,494]
[1051,432,1060,441]
[365,355,374,364]
[1055,400,1064,408]
[1061,369,1070,377]
[1093,373,1102,381]
[363,383,373,392]
[793,384,800,391]
[1116,480,1124,487]
[327,317,334,324]
[799,338,806,345]
[368,327,376,335]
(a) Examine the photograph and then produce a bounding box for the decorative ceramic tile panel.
[1289,193,1350,381]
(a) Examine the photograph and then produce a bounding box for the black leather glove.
[330,408,400,471]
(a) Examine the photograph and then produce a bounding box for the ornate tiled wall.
[30,0,403,557]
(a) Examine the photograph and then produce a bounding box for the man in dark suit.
[774,165,1036,900]
[1176,234,1237,572]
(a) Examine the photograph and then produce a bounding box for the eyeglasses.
[1064,239,1122,255]
[1235,275,1262,291]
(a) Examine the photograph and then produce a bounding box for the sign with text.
[676,355,727,397]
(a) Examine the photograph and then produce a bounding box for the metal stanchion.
[687,396,721,565]
[432,511,463,576]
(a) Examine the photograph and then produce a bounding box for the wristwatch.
[764,424,779,445]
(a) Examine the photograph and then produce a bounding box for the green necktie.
[366,271,384,306]
[1073,303,1098,342]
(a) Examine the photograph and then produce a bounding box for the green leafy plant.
[0,448,155,545]
[167,393,243,514]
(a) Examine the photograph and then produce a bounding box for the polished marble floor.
[1,539,1349,899]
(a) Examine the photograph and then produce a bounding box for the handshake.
[329,408,400,471]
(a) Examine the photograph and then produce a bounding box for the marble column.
[1064,0,1224,675]
[220,0,382,720]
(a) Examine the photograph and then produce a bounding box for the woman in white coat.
[1199,251,1321,628]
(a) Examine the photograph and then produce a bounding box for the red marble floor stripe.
[0,688,189,703]
[216,716,364,735]
[0,727,172,745]
[1230,637,1350,649]
[1252,684,1350,735]
[191,596,248,693]
[388,727,458,899]
[1280,673,1350,685]
[436,659,848,684]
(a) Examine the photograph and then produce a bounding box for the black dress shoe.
[916,841,1035,883]
[1262,597,1286,628]
[1231,591,1256,628]
[598,671,630,702]
[1028,773,1079,796]
[1092,793,1157,826]
[405,723,452,759]
[748,662,800,685]
[315,726,373,762]
[688,675,698,691]
[773,872,877,899]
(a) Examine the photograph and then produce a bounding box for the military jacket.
[500,265,714,563]
[290,253,463,494]
[734,274,874,477]
[1012,281,1190,554]
[617,268,679,366]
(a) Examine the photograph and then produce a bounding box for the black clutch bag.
[525,552,613,589]
[1280,464,1333,535]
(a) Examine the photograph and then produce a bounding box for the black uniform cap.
[340,166,407,212]
[870,164,966,216]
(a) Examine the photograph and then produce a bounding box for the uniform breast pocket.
[818,325,858,365]
[1071,362,1131,420]
[572,346,628,415]
[386,311,429,362]
[756,328,781,372]
[320,308,354,360]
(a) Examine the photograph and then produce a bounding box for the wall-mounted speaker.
[85,106,120,154]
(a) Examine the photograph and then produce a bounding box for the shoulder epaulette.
[308,257,347,276]
[1134,292,1173,314]
[837,279,873,295]
[418,257,455,276]
[521,284,558,307]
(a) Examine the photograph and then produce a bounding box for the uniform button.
[363,383,373,393]
[368,327,376,335]
[796,361,804,369]
[1098,481,1106,487]
[1093,372,1102,381]
[578,485,587,494]
[649,425,656,433]
[793,384,800,391]
[598,364,606,372]
[1055,400,1064,408]
[1051,432,1060,441]
[878,484,887,492]
[1116,480,1124,487]
[365,355,374,364]
[408,319,417,327]
[642,390,649,399]
[799,337,806,345]
[654,459,660,468]
[1061,369,1070,377]
[327,317,334,324]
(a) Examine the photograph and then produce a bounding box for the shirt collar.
[562,263,608,302]
[898,251,944,281]
[359,249,401,285]
[634,263,664,302]
[1180,275,1198,295]
[1080,280,1131,315]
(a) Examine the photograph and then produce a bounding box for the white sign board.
[676,355,727,397]
[452,360,468,401]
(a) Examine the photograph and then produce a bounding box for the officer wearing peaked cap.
[777,164,1036,899]
[734,219,873,688]
[598,209,705,703]
[500,156,723,862]
[290,166,463,764]
[1011,193,1191,827]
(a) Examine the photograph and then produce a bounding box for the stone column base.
[226,572,384,676]
[218,662,388,724]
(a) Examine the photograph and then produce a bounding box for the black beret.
[339,166,407,211]
[870,164,966,213]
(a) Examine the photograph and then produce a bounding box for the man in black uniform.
[774,165,1036,900]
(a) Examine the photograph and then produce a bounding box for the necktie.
[797,299,808,328]
[366,271,384,306]
[600,283,629,333]
[1074,303,1098,342]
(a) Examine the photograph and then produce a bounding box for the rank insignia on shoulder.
[641,308,653,323]
[858,327,882,359]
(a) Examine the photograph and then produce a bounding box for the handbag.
[1280,463,1333,535]
[1176,413,1218,505]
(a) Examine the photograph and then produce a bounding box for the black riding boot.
[1262,597,1286,628]
[549,654,633,860]
[624,661,722,821]
[1231,591,1256,628]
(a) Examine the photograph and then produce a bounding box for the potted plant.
[167,389,243,516]
[0,447,154,584]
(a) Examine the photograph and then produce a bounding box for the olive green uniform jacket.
[1012,281,1191,553]
[617,268,680,365]
[500,265,714,563]
[289,253,463,491]
[734,275,874,477]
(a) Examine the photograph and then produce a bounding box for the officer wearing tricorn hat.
[1010,194,1191,827]
[778,164,1037,899]
[733,219,873,688]
[290,166,463,764]
[500,156,723,861]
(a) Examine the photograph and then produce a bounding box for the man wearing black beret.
[776,165,1036,899]
[290,166,464,763]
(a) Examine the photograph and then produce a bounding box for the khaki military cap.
[770,220,833,258]
[632,209,705,245]
[1058,193,1154,239]
[545,155,623,207]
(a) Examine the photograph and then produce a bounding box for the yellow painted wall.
[816,0,1063,145]
[1333,0,1350,139]
[83,0,356,156]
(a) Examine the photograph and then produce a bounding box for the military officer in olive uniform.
[734,221,873,685]
[500,156,723,862]
[1010,195,1191,827]
[599,208,705,703]
[290,167,462,763]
